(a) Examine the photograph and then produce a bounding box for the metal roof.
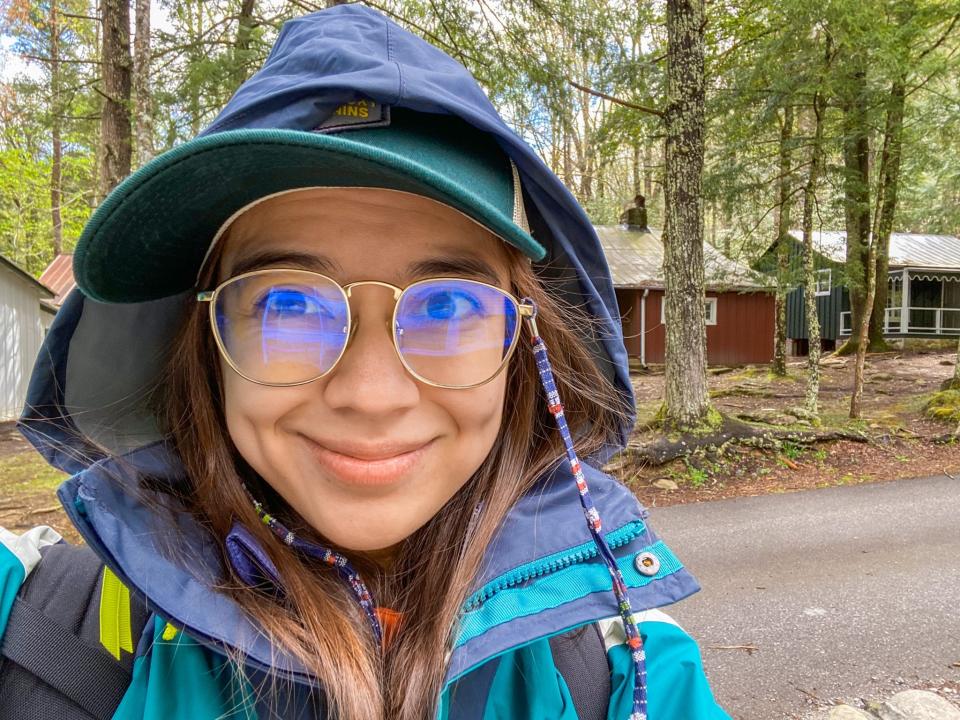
[786,230,960,269]
[594,225,772,291]
[39,253,77,306]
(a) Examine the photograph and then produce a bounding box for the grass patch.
[923,389,960,424]
[0,451,66,495]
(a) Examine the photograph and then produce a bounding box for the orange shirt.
[375,606,403,651]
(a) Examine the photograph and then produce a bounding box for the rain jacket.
[1,5,730,719]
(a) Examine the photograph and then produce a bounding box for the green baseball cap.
[73,105,546,303]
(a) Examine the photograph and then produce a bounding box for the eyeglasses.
[197,268,537,389]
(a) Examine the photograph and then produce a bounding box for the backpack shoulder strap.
[0,542,151,720]
[549,621,611,720]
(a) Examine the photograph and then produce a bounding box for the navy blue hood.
[18,3,696,695]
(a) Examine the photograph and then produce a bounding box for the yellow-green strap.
[99,566,134,660]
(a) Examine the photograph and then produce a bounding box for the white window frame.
[815,268,832,296]
[661,296,718,326]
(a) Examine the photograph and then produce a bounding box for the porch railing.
[840,307,960,336]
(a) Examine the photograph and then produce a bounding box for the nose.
[321,289,421,417]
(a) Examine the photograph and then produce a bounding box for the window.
[661,296,718,326]
[704,297,718,325]
[815,269,832,296]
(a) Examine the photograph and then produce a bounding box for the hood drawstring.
[525,300,648,720]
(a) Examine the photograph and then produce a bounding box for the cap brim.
[74,129,545,303]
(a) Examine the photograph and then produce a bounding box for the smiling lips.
[303,436,435,486]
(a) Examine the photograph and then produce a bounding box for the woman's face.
[217,188,513,558]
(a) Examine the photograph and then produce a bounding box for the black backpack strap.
[549,622,611,720]
[0,542,151,720]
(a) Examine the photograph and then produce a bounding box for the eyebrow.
[406,255,503,286]
[226,249,504,286]
[227,250,341,277]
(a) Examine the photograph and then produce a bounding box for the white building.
[1,255,55,421]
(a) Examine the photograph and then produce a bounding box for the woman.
[1,5,729,719]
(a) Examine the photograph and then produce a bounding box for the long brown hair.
[157,239,628,719]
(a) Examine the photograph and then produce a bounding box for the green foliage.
[1,0,958,283]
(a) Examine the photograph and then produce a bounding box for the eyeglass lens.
[213,271,519,387]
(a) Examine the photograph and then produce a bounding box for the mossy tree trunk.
[49,0,63,258]
[99,0,132,197]
[838,62,871,357]
[773,105,795,377]
[802,87,826,417]
[133,0,153,168]
[663,0,711,431]
[867,78,906,350]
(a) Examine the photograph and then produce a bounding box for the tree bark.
[663,0,711,431]
[49,0,63,258]
[133,0,153,167]
[232,0,257,89]
[867,79,906,349]
[773,104,795,377]
[954,337,960,387]
[99,0,132,197]
[802,89,826,417]
[839,64,871,355]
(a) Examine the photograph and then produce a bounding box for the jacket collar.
[57,441,698,688]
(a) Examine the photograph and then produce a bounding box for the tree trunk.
[632,141,641,197]
[954,337,960,387]
[579,84,593,201]
[663,0,711,431]
[772,104,795,377]
[802,90,826,417]
[850,234,877,418]
[868,79,906,350]
[49,0,63,258]
[133,0,153,167]
[233,0,257,90]
[643,143,653,198]
[99,0,132,197]
[838,64,871,355]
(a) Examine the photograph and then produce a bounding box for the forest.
[1,0,959,431]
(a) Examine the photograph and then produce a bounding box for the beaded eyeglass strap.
[245,489,384,647]
[523,300,648,720]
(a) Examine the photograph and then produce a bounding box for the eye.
[416,288,485,321]
[256,287,337,319]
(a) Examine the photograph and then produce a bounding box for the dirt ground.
[1,347,958,541]
[614,347,960,508]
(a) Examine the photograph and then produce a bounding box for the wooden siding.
[615,288,775,365]
[786,285,845,341]
[1,262,48,421]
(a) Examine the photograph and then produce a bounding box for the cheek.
[435,373,508,459]
[221,364,305,474]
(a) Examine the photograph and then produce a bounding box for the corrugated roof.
[595,225,772,291]
[39,253,76,306]
[787,230,960,269]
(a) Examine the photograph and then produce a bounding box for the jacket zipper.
[463,519,647,611]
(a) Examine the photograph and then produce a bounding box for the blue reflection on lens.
[256,287,344,364]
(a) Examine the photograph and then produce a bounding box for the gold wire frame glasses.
[196,268,538,389]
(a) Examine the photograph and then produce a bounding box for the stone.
[829,705,875,720]
[652,479,679,491]
[878,690,960,720]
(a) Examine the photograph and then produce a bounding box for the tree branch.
[567,79,664,118]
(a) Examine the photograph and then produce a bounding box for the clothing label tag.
[315,99,391,133]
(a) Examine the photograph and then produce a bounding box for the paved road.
[651,475,960,719]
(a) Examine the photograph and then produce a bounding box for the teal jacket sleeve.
[604,609,730,720]
[0,526,63,640]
